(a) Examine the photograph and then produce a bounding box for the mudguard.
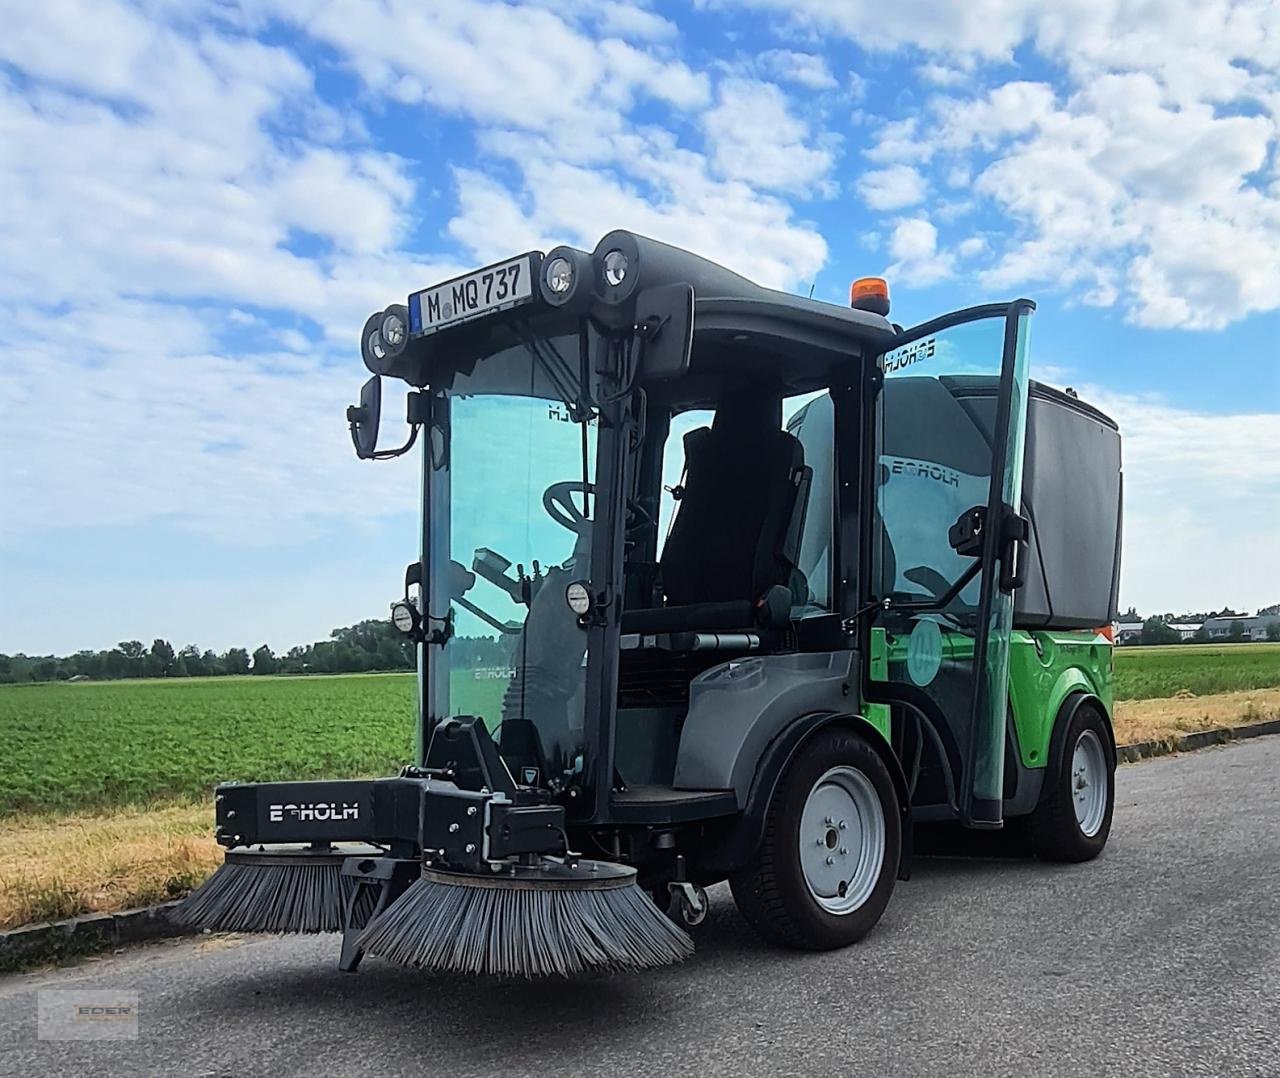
[1040,692,1116,806]
[698,712,912,879]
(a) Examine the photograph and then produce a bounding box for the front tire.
[1029,701,1115,862]
[730,728,901,950]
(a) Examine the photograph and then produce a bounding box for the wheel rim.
[1071,728,1108,837]
[799,765,886,915]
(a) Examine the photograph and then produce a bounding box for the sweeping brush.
[357,860,693,977]
[172,844,383,934]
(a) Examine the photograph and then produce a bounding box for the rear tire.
[1029,701,1115,862]
[730,728,901,950]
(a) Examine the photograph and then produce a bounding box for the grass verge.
[1113,687,1280,745]
[0,801,220,931]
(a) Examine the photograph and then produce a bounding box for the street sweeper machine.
[177,230,1124,977]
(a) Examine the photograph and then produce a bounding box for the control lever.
[472,547,524,601]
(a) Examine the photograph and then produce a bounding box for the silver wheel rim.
[1071,728,1108,837]
[799,765,886,915]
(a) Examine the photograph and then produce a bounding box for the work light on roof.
[602,249,628,287]
[380,309,407,350]
[545,256,574,295]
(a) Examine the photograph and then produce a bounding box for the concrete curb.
[1115,716,1280,764]
[3,719,1278,966]
[0,901,188,971]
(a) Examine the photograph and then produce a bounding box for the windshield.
[435,334,597,791]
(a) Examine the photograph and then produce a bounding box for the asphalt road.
[3,737,1279,1078]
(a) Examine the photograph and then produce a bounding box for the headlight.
[565,582,591,616]
[390,600,418,635]
[380,309,407,350]
[602,249,628,287]
[545,256,574,295]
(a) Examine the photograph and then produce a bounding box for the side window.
[784,392,833,613]
[656,408,713,555]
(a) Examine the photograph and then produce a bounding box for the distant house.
[1202,614,1280,641]
[1116,621,1143,644]
[1167,622,1203,641]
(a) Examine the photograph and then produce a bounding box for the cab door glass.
[784,391,832,613]
[876,321,1007,613]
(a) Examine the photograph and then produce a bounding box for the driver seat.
[623,393,809,634]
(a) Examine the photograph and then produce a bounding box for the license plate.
[409,253,538,336]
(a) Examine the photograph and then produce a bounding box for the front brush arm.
[214,779,379,848]
[212,720,568,866]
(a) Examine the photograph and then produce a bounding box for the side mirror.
[635,283,694,382]
[347,375,382,459]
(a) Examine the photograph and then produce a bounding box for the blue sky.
[1,0,1277,655]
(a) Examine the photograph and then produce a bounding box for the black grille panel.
[617,651,724,709]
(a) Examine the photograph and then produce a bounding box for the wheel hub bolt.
[825,856,835,866]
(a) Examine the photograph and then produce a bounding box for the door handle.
[998,507,1030,593]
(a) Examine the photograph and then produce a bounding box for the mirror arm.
[366,423,419,461]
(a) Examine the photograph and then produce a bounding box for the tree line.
[0,620,511,684]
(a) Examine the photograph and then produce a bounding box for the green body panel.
[863,630,892,741]
[867,626,1113,772]
[1006,630,1113,768]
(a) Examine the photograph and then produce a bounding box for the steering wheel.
[543,481,595,536]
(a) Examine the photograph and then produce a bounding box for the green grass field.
[1113,642,1280,701]
[2,643,1277,816]
[0,671,505,816]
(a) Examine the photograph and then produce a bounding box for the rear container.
[953,380,1123,630]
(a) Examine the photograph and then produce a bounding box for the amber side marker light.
[850,276,890,317]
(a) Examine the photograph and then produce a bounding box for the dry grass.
[1112,687,1280,747]
[2,689,1278,931]
[0,800,220,930]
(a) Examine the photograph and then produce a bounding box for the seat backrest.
[661,393,804,607]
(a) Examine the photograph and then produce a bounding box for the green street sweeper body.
[178,231,1122,975]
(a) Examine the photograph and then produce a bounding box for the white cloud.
[741,0,1280,330]
[886,215,954,285]
[757,49,838,90]
[447,136,829,290]
[721,0,1037,59]
[858,164,927,210]
[577,1,678,41]
[702,78,836,193]
[270,0,709,143]
[864,118,932,164]
[918,62,970,87]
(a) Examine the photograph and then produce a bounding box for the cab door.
[863,301,1033,828]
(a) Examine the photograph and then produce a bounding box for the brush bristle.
[357,874,694,976]
[172,859,379,934]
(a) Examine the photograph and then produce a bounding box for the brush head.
[356,860,694,977]
[172,844,383,934]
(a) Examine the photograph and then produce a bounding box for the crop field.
[2,643,1278,817]
[0,671,504,816]
[1113,642,1280,700]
